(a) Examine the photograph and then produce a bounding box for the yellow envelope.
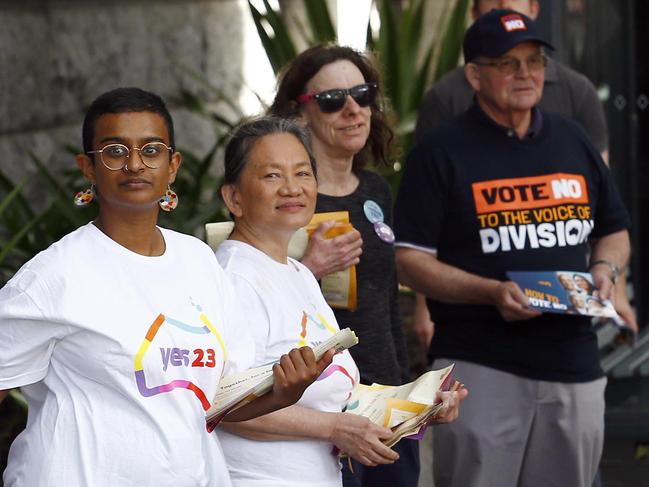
[307,211,358,311]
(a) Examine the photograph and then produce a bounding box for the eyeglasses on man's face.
[473,53,547,76]
[297,82,378,113]
[87,142,173,171]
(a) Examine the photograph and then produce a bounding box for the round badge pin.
[373,221,395,244]
[363,200,384,224]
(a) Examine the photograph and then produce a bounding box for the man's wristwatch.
[589,259,619,284]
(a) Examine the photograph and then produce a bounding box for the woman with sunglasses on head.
[267,44,467,487]
[215,116,464,487]
[0,87,332,487]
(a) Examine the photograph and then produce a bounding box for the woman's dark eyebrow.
[97,136,167,145]
[259,160,311,168]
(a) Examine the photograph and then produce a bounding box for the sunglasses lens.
[312,83,377,113]
[316,90,347,113]
[350,83,377,107]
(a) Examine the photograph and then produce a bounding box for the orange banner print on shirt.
[472,173,589,214]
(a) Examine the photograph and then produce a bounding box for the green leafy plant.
[158,138,229,236]
[371,0,469,141]
[249,0,336,73]
[157,84,252,235]
[0,154,93,285]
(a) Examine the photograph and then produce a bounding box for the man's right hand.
[301,221,363,279]
[491,281,542,322]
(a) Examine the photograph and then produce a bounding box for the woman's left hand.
[430,386,469,424]
[271,347,335,408]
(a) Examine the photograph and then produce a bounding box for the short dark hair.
[82,87,175,154]
[268,44,396,172]
[223,116,316,188]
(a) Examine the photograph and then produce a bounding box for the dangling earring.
[159,186,178,212]
[74,185,95,207]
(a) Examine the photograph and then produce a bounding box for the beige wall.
[0,0,245,185]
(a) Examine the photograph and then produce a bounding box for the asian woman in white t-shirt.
[216,117,465,487]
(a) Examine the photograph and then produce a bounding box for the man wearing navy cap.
[416,0,608,158]
[410,0,636,357]
[395,9,631,487]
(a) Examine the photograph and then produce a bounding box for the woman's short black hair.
[82,87,175,154]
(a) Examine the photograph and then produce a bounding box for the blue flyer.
[506,270,619,319]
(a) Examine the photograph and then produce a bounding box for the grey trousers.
[432,358,606,487]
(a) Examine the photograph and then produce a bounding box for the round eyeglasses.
[87,142,173,171]
[297,82,378,113]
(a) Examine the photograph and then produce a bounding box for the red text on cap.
[500,14,527,32]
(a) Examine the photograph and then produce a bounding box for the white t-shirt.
[215,240,359,487]
[0,223,253,487]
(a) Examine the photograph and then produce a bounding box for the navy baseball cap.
[463,9,554,62]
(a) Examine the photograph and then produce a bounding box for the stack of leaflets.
[507,270,635,343]
[506,270,631,325]
[343,364,460,447]
[206,328,359,428]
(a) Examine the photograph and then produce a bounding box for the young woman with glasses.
[0,87,332,487]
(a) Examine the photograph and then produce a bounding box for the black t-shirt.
[316,170,410,386]
[395,104,630,382]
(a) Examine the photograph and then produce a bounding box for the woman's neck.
[229,222,291,264]
[94,207,165,256]
[314,153,359,197]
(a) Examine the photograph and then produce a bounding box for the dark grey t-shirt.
[316,170,410,386]
[415,58,608,153]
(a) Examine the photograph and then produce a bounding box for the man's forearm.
[396,247,499,305]
[587,229,631,302]
[0,389,8,405]
[589,229,631,274]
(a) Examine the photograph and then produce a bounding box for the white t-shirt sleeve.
[0,271,72,389]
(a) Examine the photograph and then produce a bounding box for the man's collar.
[527,106,543,138]
[470,99,543,139]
